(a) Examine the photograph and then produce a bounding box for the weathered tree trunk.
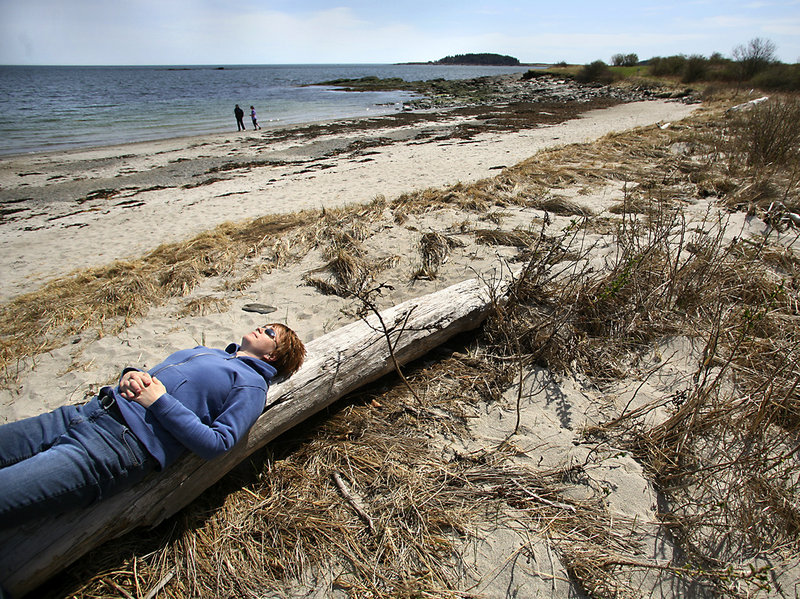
[0,273,512,597]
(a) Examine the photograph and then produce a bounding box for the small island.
[432,53,521,66]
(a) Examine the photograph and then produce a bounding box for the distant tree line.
[569,38,799,91]
[434,53,520,66]
[611,53,639,67]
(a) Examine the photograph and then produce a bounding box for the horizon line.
[0,62,552,68]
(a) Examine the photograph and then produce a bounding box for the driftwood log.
[0,272,513,597]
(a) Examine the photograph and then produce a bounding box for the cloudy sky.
[1,0,799,66]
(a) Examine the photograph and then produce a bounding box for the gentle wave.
[0,64,535,156]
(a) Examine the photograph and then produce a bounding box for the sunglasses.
[263,326,278,348]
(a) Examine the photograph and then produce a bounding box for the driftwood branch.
[332,472,376,533]
[0,273,513,597]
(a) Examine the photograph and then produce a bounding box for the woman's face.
[240,325,281,362]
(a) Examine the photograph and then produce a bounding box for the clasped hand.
[119,370,166,407]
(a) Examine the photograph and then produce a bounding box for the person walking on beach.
[0,323,305,528]
[250,105,261,130]
[234,104,246,131]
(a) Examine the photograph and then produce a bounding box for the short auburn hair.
[268,323,306,378]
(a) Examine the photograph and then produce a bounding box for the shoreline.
[0,105,418,161]
[0,70,683,160]
[0,112,384,161]
[0,96,432,161]
[1,65,544,158]
[0,98,697,304]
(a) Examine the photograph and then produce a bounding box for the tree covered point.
[434,53,521,66]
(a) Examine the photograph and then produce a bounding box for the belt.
[99,391,126,424]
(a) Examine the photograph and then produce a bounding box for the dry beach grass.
[2,87,800,597]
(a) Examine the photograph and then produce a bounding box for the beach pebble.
[241,303,277,314]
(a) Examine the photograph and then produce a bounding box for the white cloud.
[703,14,759,27]
[1,0,799,64]
[760,16,800,34]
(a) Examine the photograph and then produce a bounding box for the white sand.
[0,99,701,422]
[2,98,723,596]
[4,97,797,598]
[0,100,696,303]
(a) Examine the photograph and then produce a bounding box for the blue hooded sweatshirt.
[109,344,276,469]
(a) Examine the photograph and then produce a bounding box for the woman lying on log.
[0,323,306,529]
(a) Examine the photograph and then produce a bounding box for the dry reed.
[411,231,465,280]
[0,212,313,377]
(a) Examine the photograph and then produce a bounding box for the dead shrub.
[411,231,464,280]
[729,96,800,170]
[474,228,538,248]
[178,296,232,317]
[531,195,594,216]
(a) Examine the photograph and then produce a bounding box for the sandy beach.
[17,91,790,597]
[0,97,700,422]
[4,81,800,598]
[0,99,695,303]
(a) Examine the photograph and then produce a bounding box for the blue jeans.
[0,396,155,529]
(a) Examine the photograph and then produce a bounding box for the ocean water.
[0,64,535,156]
